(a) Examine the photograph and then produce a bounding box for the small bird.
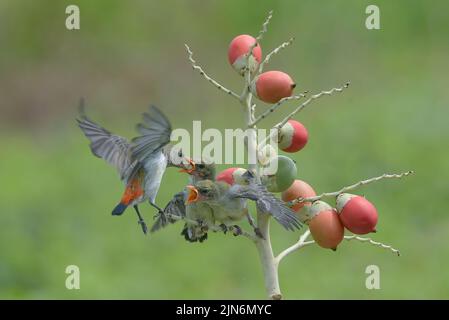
[151,160,217,243]
[77,101,193,234]
[185,171,302,233]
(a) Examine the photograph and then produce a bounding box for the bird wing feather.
[128,105,172,181]
[131,105,172,163]
[77,114,132,181]
[151,191,185,232]
[228,183,302,231]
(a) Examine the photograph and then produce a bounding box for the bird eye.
[178,149,183,157]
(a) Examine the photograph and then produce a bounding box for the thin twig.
[249,92,308,127]
[276,231,400,264]
[259,82,350,146]
[275,229,312,264]
[289,171,414,205]
[258,37,295,74]
[256,10,274,41]
[276,82,350,129]
[185,44,240,100]
[240,10,274,78]
[344,235,401,256]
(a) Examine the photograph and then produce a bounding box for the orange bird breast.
[121,178,144,205]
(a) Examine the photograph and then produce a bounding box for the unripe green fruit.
[261,155,297,193]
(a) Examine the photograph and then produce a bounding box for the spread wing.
[77,109,131,181]
[228,184,302,231]
[128,105,172,181]
[131,105,172,163]
[151,191,185,233]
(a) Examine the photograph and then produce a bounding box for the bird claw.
[198,220,209,232]
[232,225,242,237]
[153,210,163,220]
[138,220,148,235]
[219,224,228,234]
[254,227,265,239]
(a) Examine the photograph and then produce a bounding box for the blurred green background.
[1,0,448,299]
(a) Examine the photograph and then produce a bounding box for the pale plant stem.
[257,37,295,75]
[185,44,240,100]
[259,82,350,147]
[276,230,400,264]
[275,229,312,264]
[242,50,282,298]
[255,215,282,300]
[256,10,273,41]
[289,171,414,205]
[343,235,401,256]
[249,93,308,127]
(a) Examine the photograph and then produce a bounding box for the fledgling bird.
[77,102,192,234]
[186,172,302,233]
[151,160,217,243]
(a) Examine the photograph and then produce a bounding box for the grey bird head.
[163,145,195,170]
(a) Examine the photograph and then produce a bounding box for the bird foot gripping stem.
[253,227,265,240]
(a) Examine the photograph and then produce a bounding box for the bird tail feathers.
[112,202,128,216]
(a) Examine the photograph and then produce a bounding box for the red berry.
[216,167,247,185]
[278,120,308,153]
[308,201,344,250]
[228,35,262,75]
[251,71,295,103]
[281,179,316,213]
[336,193,378,235]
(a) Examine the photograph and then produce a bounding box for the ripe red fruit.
[336,193,378,235]
[251,71,295,103]
[228,35,262,75]
[216,167,247,185]
[281,179,316,213]
[278,120,308,153]
[308,201,344,250]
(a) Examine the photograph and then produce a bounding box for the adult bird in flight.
[77,100,193,234]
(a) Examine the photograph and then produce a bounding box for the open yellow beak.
[185,185,199,204]
[179,158,196,174]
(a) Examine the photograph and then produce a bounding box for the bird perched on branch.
[151,160,217,243]
[77,101,193,234]
[186,171,302,233]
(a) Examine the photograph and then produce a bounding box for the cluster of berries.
[225,34,378,250]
